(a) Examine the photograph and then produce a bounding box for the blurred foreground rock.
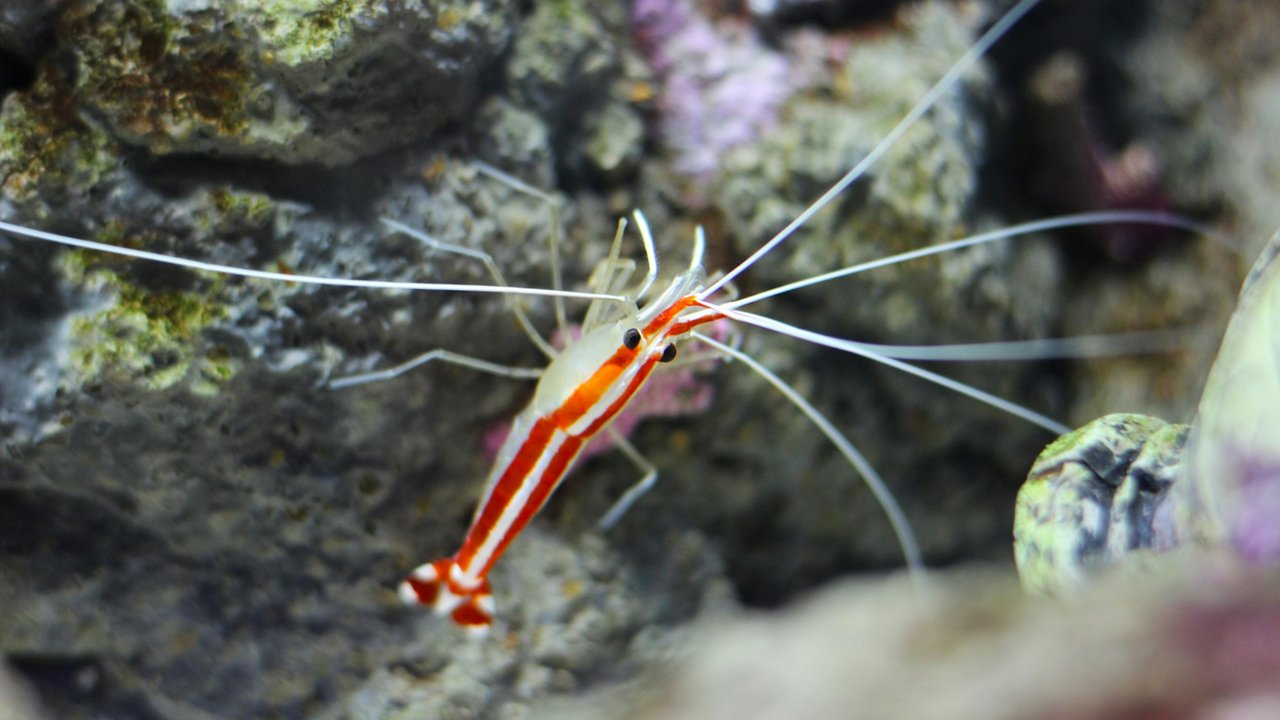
[0,662,44,720]
[538,557,1280,720]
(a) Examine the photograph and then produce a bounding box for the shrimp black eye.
[623,328,642,350]
[660,344,677,363]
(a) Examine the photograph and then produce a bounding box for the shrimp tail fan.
[398,558,496,636]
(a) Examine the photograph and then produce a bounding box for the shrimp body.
[398,267,723,632]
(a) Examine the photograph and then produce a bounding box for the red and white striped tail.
[398,558,495,635]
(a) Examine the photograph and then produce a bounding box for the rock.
[1014,413,1189,594]
[0,0,1273,717]
[1014,228,1280,592]
[1185,228,1280,563]
[0,661,45,720]
[537,561,1280,720]
[59,0,520,165]
[0,0,57,62]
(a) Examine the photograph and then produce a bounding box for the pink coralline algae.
[632,0,794,184]
[1225,453,1280,564]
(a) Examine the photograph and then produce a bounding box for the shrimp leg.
[327,217,555,388]
[329,350,541,389]
[379,218,557,357]
[597,428,659,532]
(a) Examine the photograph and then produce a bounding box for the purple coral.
[632,0,794,185]
[1224,451,1280,564]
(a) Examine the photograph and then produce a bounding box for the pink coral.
[1225,451,1280,564]
[632,0,794,183]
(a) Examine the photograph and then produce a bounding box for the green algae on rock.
[61,256,232,393]
[59,0,520,165]
[1015,229,1280,593]
[0,68,121,208]
[1015,413,1189,595]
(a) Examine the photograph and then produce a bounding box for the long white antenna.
[712,304,1071,435]
[801,327,1203,363]
[693,330,927,592]
[700,0,1044,300]
[723,211,1212,310]
[0,219,624,302]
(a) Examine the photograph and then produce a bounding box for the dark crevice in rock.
[0,48,36,96]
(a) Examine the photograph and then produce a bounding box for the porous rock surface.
[61,0,520,166]
[537,558,1280,720]
[0,0,1270,717]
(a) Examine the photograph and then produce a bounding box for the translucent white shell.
[1184,231,1280,561]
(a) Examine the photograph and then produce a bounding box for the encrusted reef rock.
[1014,413,1189,595]
[0,0,58,62]
[60,0,521,166]
[1184,229,1280,564]
[535,561,1280,720]
[1015,227,1280,593]
[0,0,1272,718]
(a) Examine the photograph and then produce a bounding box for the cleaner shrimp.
[0,0,1256,715]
